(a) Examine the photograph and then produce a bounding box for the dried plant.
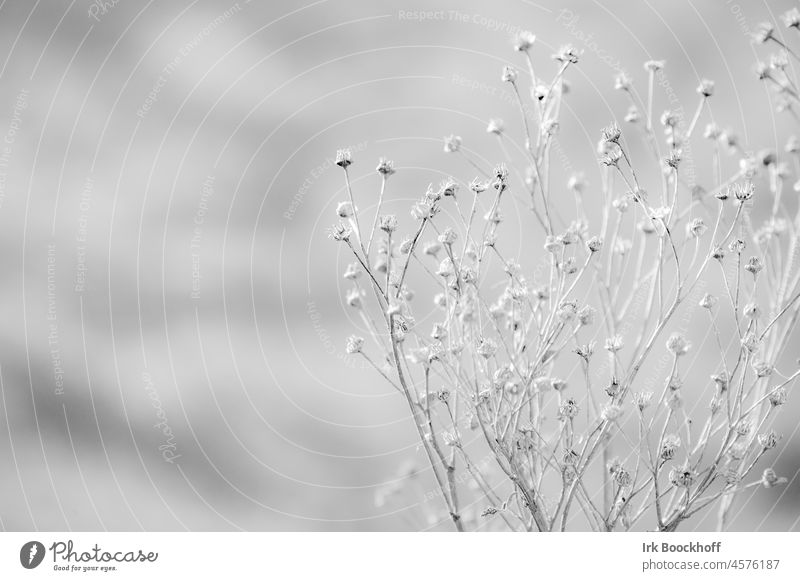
[330,16,800,531]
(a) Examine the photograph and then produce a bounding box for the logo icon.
[20,541,46,569]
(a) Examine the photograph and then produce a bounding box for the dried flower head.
[624,105,640,123]
[669,465,696,488]
[345,335,364,354]
[578,305,596,326]
[686,217,707,238]
[329,222,352,242]
[768,387,788,407]
[558,397,580,420]
[666,333,691,356]
[644,60,665,72]
[605,377,620,398]
[335,148,352,168]
[602,122,622,143]
[614,72,632,91]
[376,157,396,176]
[513,31,536,52]
[443,134,462,153]
[553,45,580,63]
[660,434,681,460]
[601,403,623,422]
[476,337,498,359]
[486,118,504,135]
[745,256,764,276]
[633,390,654,411]
[379,214,398,233]
[761,468,785,488]
[754,22,775,44]
[758,430,780,450]
[700,293,717,309]
[605,335,624,353]
[501,65,518,83]
[697,78,715,97]
[783,7,800,28]
[587,236,603,253]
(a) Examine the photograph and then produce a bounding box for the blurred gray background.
[0,0,798,531]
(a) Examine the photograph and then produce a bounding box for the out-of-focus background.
[0,0,798,531]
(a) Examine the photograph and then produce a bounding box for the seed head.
[438,228,458,246]
[756,61,771,80]
[399,238,413,254]
[335,148,352,168]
